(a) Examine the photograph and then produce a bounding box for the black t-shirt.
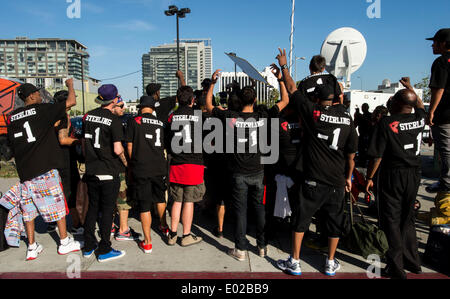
[126,113,167,178]
[83,107,124,176]
[7,102,66,182]
[167,105,203,166]
[293,90,358,187]
[212,105,280,174]
[429,52,450,125]
[297,73,342,103]
[277,113,302,175]
[155,96,177,124]
[367,108,426,169]
[56,114,79,177]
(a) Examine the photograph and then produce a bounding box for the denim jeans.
[84,175,120,255]
[230,171,266,251]
[432,124,450,191]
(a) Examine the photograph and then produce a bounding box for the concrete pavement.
[0,146,448,279]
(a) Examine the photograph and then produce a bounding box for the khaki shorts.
[170,182,206,203]
[117,173,136,211]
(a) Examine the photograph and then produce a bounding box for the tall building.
[0,37,89,89]
[142,39,213,98]
[218,67,279,105]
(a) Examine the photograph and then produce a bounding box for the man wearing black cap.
[426,28,450,193]
[146,70,186,124]
[7,79,82,260]
[52,88,83,235]
[275,48,358,276]
[82,84,128,262]
[366,82,426,279]
[125,96,167,253]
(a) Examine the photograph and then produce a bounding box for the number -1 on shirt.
[83,107,124,176]
[7,102,66,183]
[367,108,426,168]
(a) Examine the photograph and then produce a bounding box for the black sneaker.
[213,227,223,238]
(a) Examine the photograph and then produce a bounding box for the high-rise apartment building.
[142,39,212,98]
[0,37,89,88]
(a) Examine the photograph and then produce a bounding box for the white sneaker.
[26,243,44,261]
[58,237,83,255]
[324,258,341,276]
[277,256,302,276]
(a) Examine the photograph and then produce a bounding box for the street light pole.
[294,56,306,83]
[69,51,89,114]
[165,6,191,87]
[357,76,363,90]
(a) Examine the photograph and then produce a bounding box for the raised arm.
[270,64,289,112]
[276,48,297,94]
[399,77,424,111]
[206,69,222,114]
[65,78,77,109]
[176,70,186,87]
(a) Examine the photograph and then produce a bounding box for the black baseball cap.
[426,28,450,42]
[146,83,161,96]
[17,83,40,101]
[137,96,157,109]
[314,85,335,101]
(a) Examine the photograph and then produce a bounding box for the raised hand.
[211,69,222,84]
[65,78,74,88]
[270,63,282,80]
[276,48,288,67]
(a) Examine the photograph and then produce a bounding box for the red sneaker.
[139,241,153,254]
[159,225,169,237]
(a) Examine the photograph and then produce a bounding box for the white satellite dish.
[320,27,367,89]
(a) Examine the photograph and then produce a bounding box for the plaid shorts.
[21,169,68,223]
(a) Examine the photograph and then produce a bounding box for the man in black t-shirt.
[206,67,290,261]
[366,82,426,279]
[354,103,373,167]
[166,86,205,247]
[426,28,450,193]
[126,96,167,254]
[82,84,128,262]
[274,48,358,276]
[7,80,82,260]
[53,89,83,235]
[146,70,186,124]
[296,55,343,104]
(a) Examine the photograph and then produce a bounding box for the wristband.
[280,64,289,71]
[367,177,373,181]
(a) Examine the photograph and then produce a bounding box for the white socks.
[28,242,37,250]
[60,237,70,246]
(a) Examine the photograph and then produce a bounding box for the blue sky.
[0,0,449,101]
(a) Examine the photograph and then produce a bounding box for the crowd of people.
[1,28,449,279]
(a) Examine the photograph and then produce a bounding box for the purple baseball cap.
[96,84,119,105]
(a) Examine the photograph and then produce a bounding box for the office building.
[0,37,89,89]
[142,39,212,98]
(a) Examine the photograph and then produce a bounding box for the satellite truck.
[319,27,430,142]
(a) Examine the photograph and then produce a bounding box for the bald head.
[389,89,417,114]
[394,89,417,107]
